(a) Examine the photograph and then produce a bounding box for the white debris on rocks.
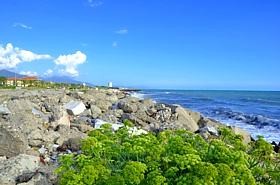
[94,119,147,136]
[199,126,219,136]
[64,101,86,115]
[0,105,11,114]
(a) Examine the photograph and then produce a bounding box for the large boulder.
[55,127,88,147]
[198,116,226,129]
[121,113,157,127]
[140,98,156,108]
[0,126,28,158]
[104,93,119,103]
[0,154,40,185]
[118,100,138,113]
[94,99,113,112]
[184,109,202,123]
[90,104,102,118]
[8,112,46,133]
[230,126,252,145]
[166,104,199,132]
[6,99,35,113]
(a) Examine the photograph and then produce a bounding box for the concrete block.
[64,101,86,115]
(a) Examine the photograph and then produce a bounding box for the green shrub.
[55,120,280,185]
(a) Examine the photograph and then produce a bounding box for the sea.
[130,90,280,143]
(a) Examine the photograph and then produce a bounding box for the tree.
[0,76,7,86]
[22,80,27,87]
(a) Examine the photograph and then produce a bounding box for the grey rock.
[67,137,84,151]
[104,93,119,103]
[6,99,35,113]
[94,99,113,111]
[0,154,40,185]
[71,122,94,133]
[90,104,102,118]
[166,104,199,132]
[140,98,156,108]
[146,108,157,116]
[28,140,43,147]
[121,113,156,127]
[198,117,226,130]
[118,100,138,113]
[155,103,166,110]
[8,112,46,133]
[185,109,202,124]
[56,127,88,146]
[97,114,119,124]
[198,130,212,143]
[42,131,60,143]
[17,172,51,185]
[28,130,44,141]
[229,126,252,145]
[0,126,28,158]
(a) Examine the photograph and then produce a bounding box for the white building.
[108,82,113,88]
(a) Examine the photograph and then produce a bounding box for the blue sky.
[0,0,279,90]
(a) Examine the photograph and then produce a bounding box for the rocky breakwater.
[0,88,253,184]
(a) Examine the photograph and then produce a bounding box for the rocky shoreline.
[0,89,278,184]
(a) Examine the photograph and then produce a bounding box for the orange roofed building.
[21,76,40,81]
[7,76,41,87]
[7,77,22,86]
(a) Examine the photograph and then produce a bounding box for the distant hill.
[41,76,95,86]
[0,69,94,87]
[0,69,26,78]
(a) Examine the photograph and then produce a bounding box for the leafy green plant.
[55,120,280,185]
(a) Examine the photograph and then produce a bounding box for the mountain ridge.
[0,69,94,86]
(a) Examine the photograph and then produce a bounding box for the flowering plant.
[56,120,280,185]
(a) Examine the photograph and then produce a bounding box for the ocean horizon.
[131,89,280,143]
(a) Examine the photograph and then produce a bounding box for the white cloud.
[116,29,128,34]
[43,69,53,76]
[54,51,87,77]
[87,0,103,7]
[0,43,52,69]
[112,41,117,47]
[13,23,32,29]
[19,71,38,76]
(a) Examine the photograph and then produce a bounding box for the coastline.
[136,89,280,143]
[0,88,279,184]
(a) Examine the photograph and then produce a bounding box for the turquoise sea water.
[132,90,280,143]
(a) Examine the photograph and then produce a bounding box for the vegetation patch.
[55,120,280,185]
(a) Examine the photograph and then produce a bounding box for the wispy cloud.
[13,23,32,29]
[19,71,38,76]
[112,41,117,47]
[87,0,103,7]
[54,51,87,77]
[43,69,53,76]
[0,43,52,69]
[116,29,128,34]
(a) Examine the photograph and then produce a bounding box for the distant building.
[21,76,40,81]
[6,76,41,87]
[21,76,41,87]
[108,82,113,88]
[7,77,22,86]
